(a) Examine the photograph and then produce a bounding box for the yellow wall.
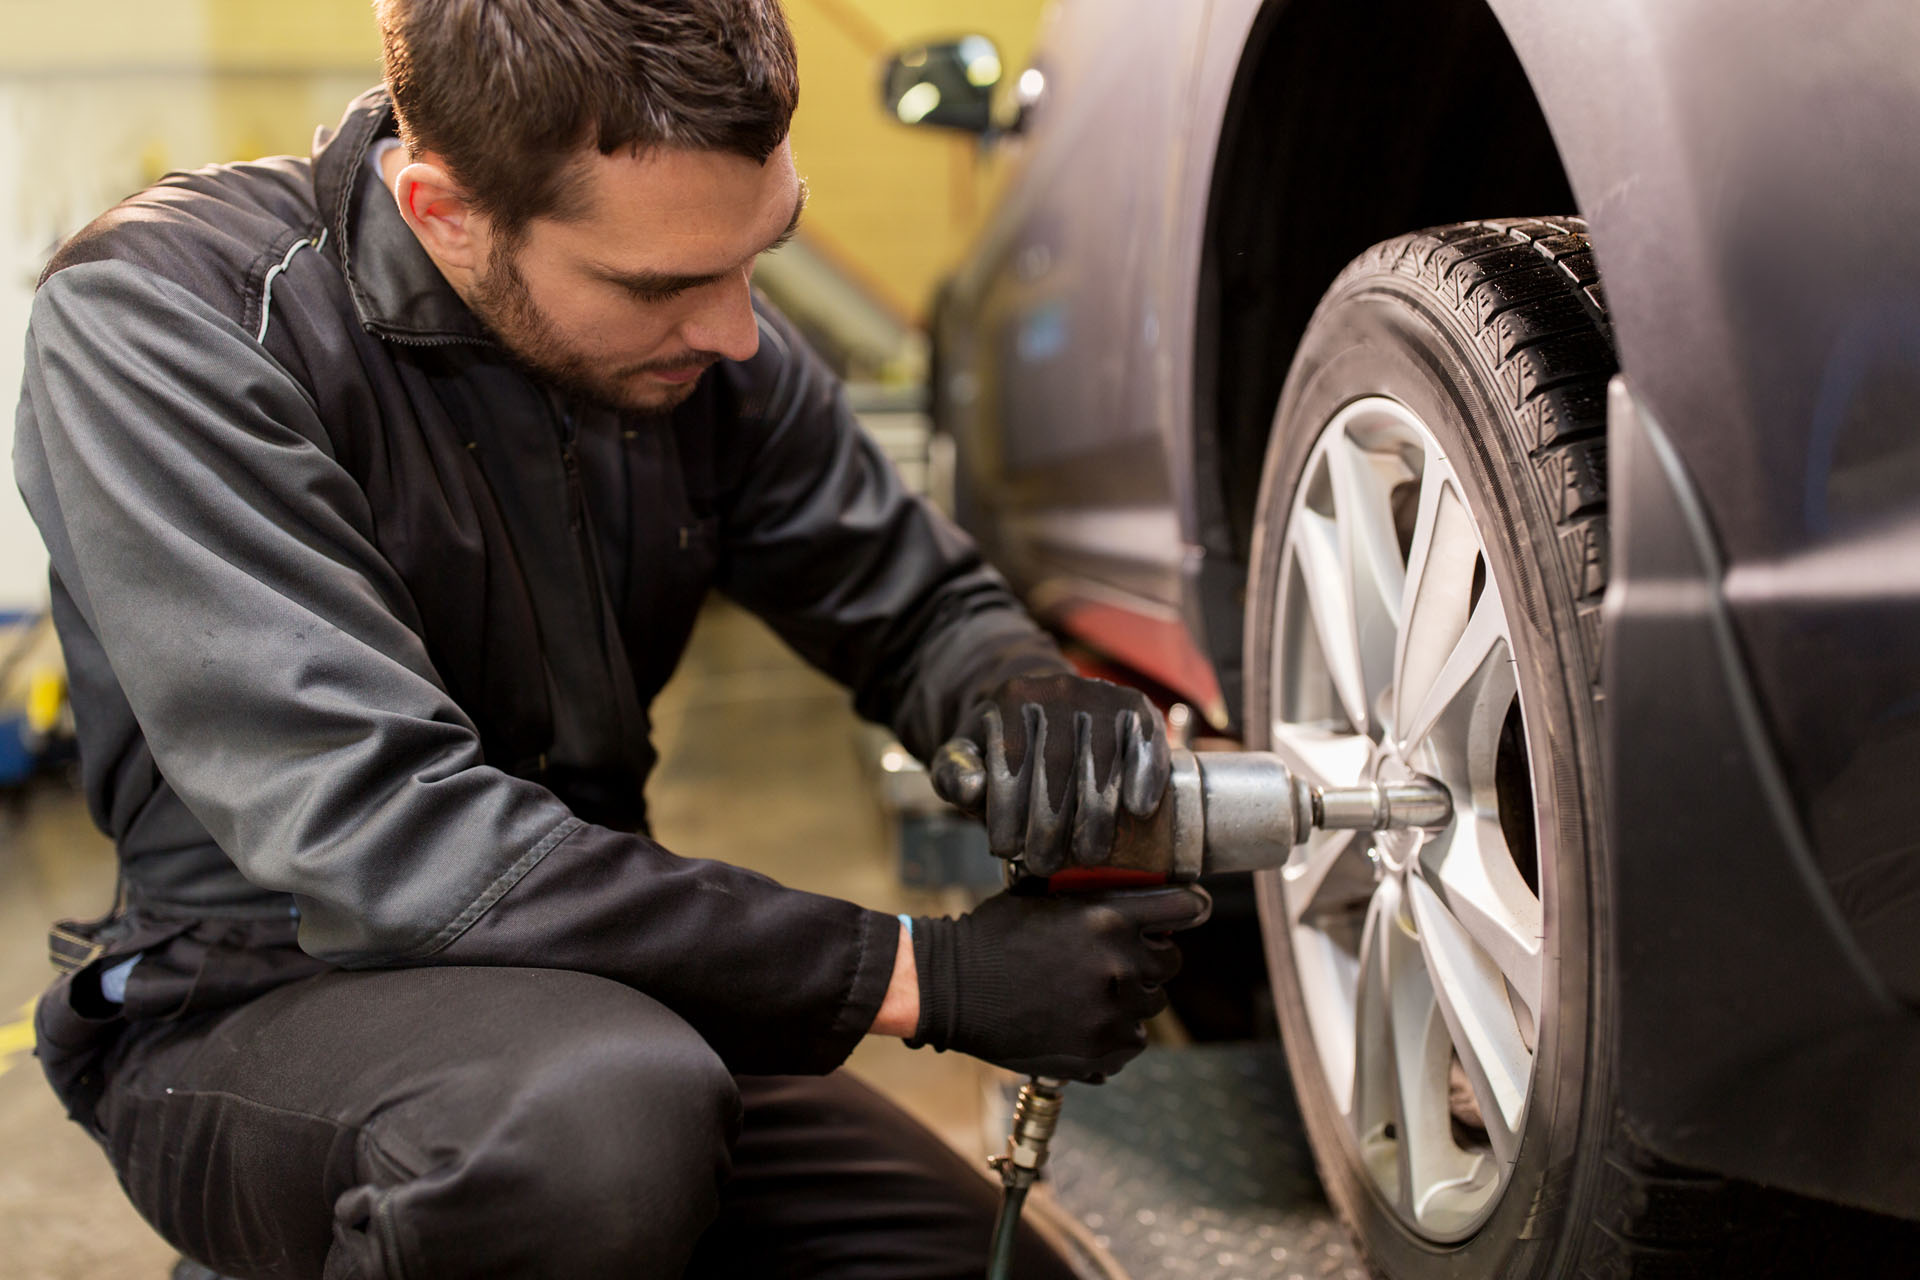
[1,0,382,192]
[2,0,381,67]
[782,0,1049,321]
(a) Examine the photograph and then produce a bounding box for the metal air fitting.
[990,1076,1067,1191]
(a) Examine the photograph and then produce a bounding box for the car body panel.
[939,2,1203,586]
[928,0,1920,1211]
[1607,381,1919,1216]
[938,2,1230,710]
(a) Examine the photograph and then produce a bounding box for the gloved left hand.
[908,883,1211,1081]
[930,672,1170,875]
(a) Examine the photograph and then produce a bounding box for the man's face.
[466,141,804,413]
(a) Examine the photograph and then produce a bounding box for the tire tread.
[1338,217,1614,675]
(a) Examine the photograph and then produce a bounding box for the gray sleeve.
[716,308,1069,760]
[13,261,585,959]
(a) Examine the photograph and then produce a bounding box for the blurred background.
[0,2,1064,1275]
[0,0,1054,608]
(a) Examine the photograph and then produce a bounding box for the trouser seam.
[115,1084,356,1132]
[357,1124,424,1280]
[373,1186,410,1280]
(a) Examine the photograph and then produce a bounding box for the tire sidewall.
[1247,277,1606,1279]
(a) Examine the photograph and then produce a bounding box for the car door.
[940,0,1211,615]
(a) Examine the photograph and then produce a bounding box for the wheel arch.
[1187,0,1580,725]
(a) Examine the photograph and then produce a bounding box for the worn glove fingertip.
[1070,715,1121,867]
[1121,714,1173,818]
[982,706,1032,859]
[930,738,986,815]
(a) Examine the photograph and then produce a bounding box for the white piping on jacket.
[256,228,329,345]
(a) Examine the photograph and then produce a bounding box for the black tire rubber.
[1244,217,1737,1279]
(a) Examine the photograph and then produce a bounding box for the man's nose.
[682,269,761,364]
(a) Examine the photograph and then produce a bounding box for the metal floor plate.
[1036,1043,1370,1280]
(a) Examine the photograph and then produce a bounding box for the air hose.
[986,1075,1066,1280]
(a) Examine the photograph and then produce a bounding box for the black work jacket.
[14,89,1062,1075]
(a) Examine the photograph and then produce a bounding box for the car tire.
[1244,218,1743,1277]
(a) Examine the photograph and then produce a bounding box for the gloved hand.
[930,673,1171,875]
[908,884,1211,1082]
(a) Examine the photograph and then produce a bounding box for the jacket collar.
[312,87,493,345]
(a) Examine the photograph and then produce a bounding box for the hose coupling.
[989,1076,1067,1191]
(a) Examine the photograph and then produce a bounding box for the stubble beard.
[468,243,710,414]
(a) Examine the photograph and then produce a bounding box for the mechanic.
[11,1,1209,1277]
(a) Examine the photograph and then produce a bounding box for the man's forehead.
[562,140,801,264]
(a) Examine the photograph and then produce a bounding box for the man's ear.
[390,155,488,273]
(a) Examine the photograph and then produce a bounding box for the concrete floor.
[0,600,1001,1279]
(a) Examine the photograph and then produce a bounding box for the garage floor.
[0,601,1358,1279]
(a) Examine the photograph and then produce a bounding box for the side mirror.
[880,35,1003,135]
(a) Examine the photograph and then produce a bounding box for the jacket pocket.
[36,913,195,1137]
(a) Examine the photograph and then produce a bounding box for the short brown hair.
[376,0,798,235]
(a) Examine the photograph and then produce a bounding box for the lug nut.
[1313,778,1453,832]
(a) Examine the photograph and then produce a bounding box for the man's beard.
[467,244,717,414]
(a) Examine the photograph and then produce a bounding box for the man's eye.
[630,284,689,304]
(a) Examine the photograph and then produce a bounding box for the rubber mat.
[1036,1043,1371,1280]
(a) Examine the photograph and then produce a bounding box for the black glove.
[930,673,1171,875]
[908,884,1211,1082]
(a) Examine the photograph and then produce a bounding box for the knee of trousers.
[365,985,741,1278]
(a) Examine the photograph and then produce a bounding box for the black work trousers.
[75,964,1076,1279]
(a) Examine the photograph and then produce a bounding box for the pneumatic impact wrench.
[934,744,1453,1280]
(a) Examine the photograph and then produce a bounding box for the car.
[880,1,1920,1275]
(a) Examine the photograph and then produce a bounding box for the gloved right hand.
[907,884,1212,1082]
[930,673,1171,877]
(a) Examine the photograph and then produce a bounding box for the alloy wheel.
[1264,396,1545,1242]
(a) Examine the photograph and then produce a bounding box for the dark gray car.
[884,0,1920,1274]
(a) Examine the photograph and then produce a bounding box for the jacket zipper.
[553,400,632,748]
[559,408,585,535]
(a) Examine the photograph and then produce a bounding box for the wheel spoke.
[1421,818,1543,1017]
[1397,441,1452,614]
[1384,909,1441,1215]
[1282,828,1374,924]
[1349,885,1404,1203]
[1288,513,1371,733]
[1407,875,1530,1161]
[1395,963,1486,1225]
[1268,720,1372,788]
[1353,879,1491,1223]
[1393,457,1481,744]
[1326,432,1405,713]
[1395,583,1509,758]
[1292,921,1361,1116]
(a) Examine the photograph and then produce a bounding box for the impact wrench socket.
[1001,748,1454,883]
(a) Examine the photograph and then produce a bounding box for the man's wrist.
[870,918,920,1038]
